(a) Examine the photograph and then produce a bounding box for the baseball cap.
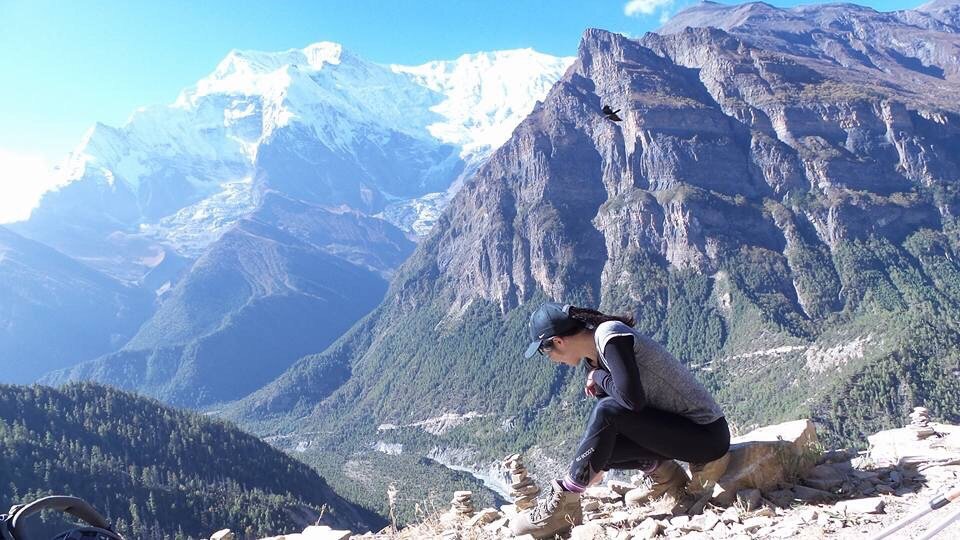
[523,302,583,358]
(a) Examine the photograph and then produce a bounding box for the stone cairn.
[450,490,475,517]
[503,453,539,510]
[909,406,936,439]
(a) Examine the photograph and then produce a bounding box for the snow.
[38,41,573,250]
[393,48,575,158]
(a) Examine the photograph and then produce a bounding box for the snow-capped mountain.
[13,42,573,278]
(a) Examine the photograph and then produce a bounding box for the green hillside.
[0,383,385,539]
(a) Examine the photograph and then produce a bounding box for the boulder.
[211,530,234,540]
[257,526,352,540]
[733,419,818,448]
[700,419,820,505]
[801,463,847,491]
[866,423,960,467]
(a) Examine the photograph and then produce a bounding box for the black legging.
[565,397,731,487]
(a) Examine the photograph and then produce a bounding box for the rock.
[889,470,902,485]
[678,533,712,540]
[466,508,500,528]
[514,535,536,540]
[500,503,518,516]
[733,419,818,449]
[668,515,690,528]
[570,523,607,539]
[584,486,622,502]
[684,510,719,532]
[631,518,661,539]
[791,484,837,503]
[802,463,846,491]
[835,497,885,514]
[582,499,601,512]
[798,507,819,523]
[608,510,632,523]
[720,506,741,524]
[764,488,794,508]
[484,517,509,533]
[512,484,539,496]
[607,480,634,495]
[742,516,774,533]
[211,530,234,540]
[866,423,960,467]
[708,420,820,505]
[816,449,857,465]
[712,522,732,536]
[735,489,762,511]
[753,506,776,518]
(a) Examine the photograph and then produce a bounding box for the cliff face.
[399,12,960,318]
[229,1,960,516]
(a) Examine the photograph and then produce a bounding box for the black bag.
[0,496,124,540]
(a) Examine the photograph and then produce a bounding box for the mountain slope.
[41,193,405,407]
[0,383,383,539]
[225,1,960,511]
[0,226,152,383]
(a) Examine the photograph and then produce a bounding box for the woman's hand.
[585,369,601,398]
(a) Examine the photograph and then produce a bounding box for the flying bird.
[602,105,623,122]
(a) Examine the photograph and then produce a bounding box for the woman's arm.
[592,335,646,411]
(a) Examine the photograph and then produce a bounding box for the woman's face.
[541,336,582,367]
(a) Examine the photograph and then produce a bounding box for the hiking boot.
[509,479,582,539]
[624,460,690,506]
[687,452,731,497]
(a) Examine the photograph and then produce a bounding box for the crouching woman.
[511,303,730,538]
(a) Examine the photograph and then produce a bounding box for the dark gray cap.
[523,302,582,358]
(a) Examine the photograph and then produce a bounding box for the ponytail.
[567,306,636,329]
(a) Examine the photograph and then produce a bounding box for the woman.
[510,302,731,539]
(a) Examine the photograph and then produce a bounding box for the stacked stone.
[909,407,935,439]
[451,490,475,516]
[503,453,539,510]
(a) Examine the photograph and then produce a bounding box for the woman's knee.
[592,397,630,421]
[703,419,731,461]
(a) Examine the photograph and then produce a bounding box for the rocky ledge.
[207,407,960,539]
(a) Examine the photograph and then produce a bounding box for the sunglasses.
[537,338,557,356]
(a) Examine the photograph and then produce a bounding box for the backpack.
[0,496,125,540]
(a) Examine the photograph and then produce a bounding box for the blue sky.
[0,0,922,222]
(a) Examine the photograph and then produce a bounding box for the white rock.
[720,506,741,524]
[742,515,774,532]
[211,530,234,540]
[866,423,960,467]
[570,523,607,539]
[630,518,661,539]
[835,497,885,514]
